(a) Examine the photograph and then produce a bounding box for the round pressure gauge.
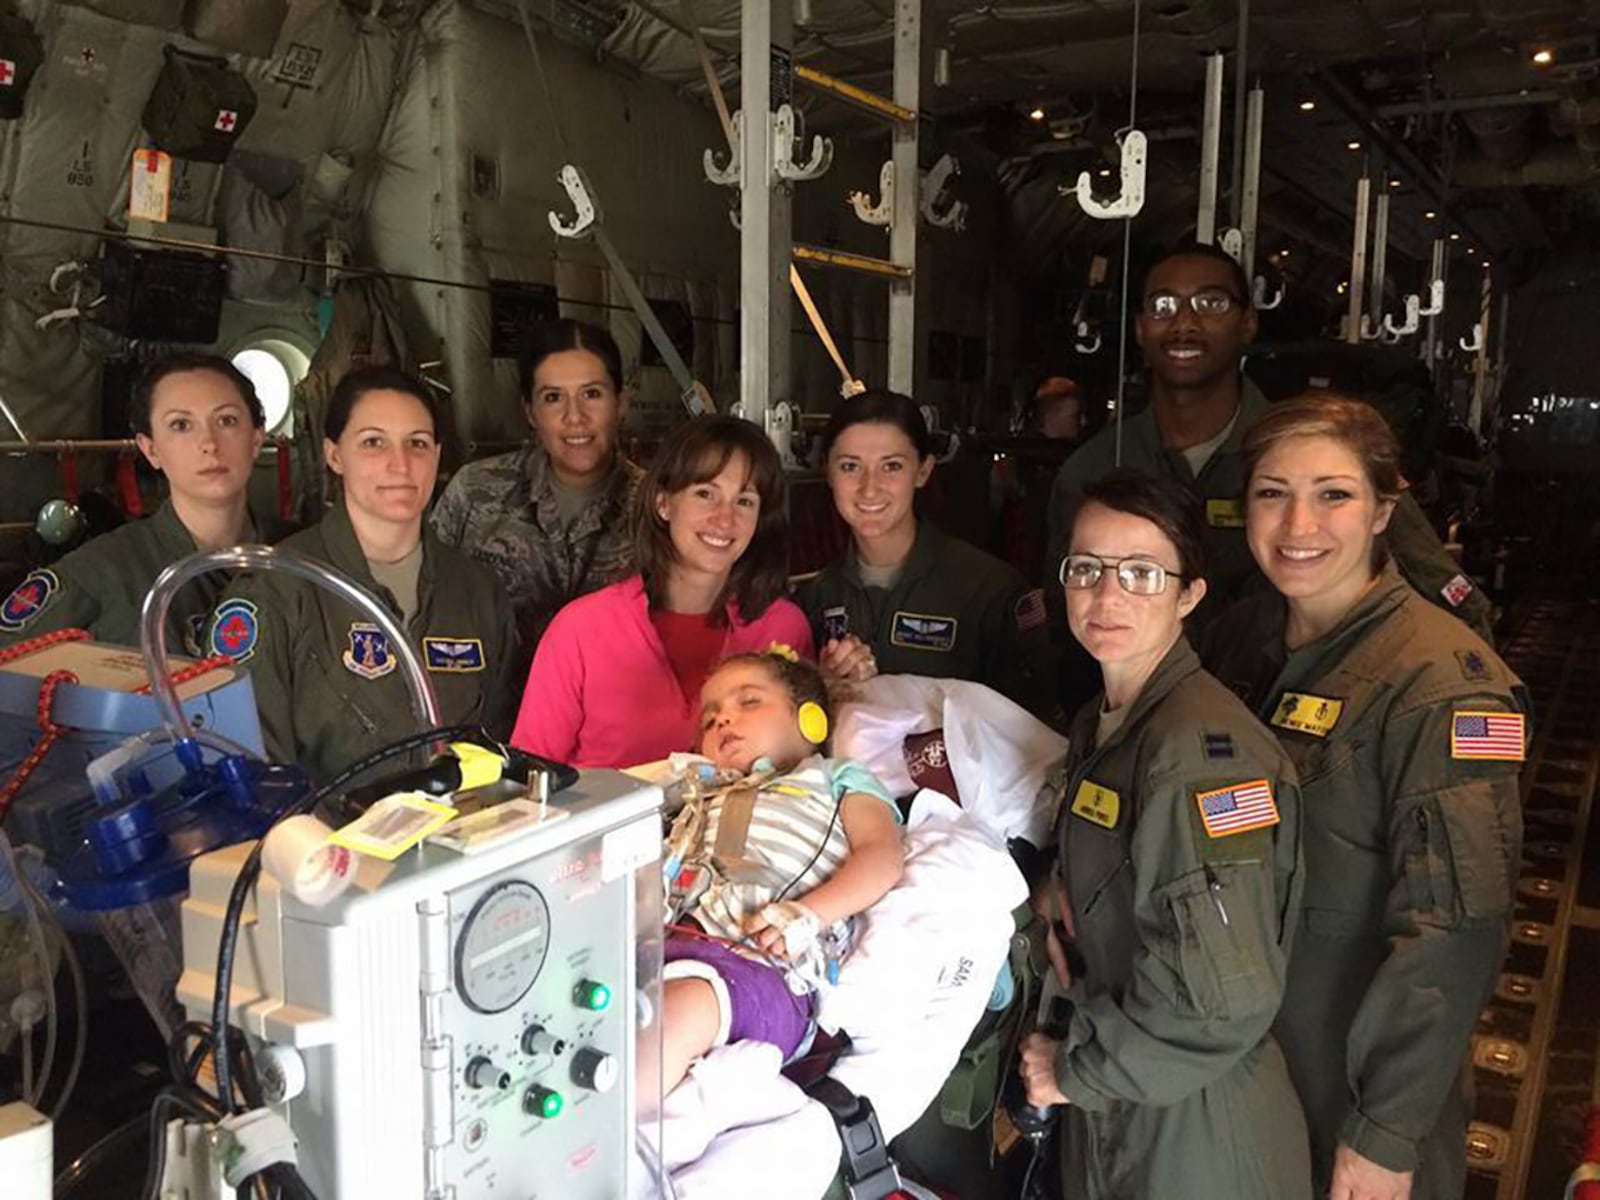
[454,880,551,1014]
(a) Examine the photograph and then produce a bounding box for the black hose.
[53,1112,147,1195]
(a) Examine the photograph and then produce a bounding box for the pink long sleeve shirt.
[510,575,815,768]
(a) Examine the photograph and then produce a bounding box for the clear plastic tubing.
[138,545,442,770]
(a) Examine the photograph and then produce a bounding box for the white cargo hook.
[1383,294,1421,339]
[1074,321,1102,354]
[1067,129,1148,220]
[1252,276,1284,310]
[548,163,599,239]
[703,110,743,188]
[1359,314,1382,342]
[774,104,833,182]
[921,153,967,231]
[1419,277,1446,317]
[848,161,894,227]
[1220,228,1244,264]
[1460,322,1484,353]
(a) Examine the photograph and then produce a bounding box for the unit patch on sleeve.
[1205,498,1246,529]
[0,568,58,631]
[343,622,396,679]
[890,611,957,652]
[1194,779,1280,838]
[209,598,259,662]
[1440,573,1474,609]
[1270,692,1344,738]
[1070,780,1121,829]
[1451,711,1526,761]
[423,636,485,673]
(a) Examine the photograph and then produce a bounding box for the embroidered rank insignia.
[343,622,396,679]
[1070,780,1121,829]
[1451,711,1526,761]
[1455,649,1492,683]
[821,605,849,643]
[423,636,485,673]
[1440,573,1474,609]
[1270,691,1343,738]
[890,611,957,652]
[1202,731,1237,760]
[209,598,259,663]
[0,569,58,631]
[1014,588,1047,634]
[1205,498,1246,529]
[1195,779,1279,838]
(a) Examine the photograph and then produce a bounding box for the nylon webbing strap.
[712,783,759,866]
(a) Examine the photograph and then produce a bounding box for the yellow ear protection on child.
[798,701,829,745]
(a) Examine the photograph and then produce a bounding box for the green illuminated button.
[523,1084,563,1120]
[573,979,611,1011]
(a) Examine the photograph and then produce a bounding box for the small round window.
[231,340,309,435]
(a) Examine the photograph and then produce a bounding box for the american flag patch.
[1451,711,1525,761]
[1194,779,1279,839]
[1015,588,1047,633]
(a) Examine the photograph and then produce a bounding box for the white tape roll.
[262,815,355,907]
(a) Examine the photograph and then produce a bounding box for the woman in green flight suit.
[1203,395,1525,1200]
[209,365,517,781]
[1018,470,1310,1200]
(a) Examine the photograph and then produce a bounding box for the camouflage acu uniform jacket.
[429,445,642,672]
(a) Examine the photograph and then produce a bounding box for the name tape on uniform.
[0,568,59,631]
[1195,779,1279,838]
[1070,780,1121,829]
[1451,711,1526,761]
[1271,692,1343,738]
[424,636,485,673]
[1205,499,1246,529]
[890,611,957,653]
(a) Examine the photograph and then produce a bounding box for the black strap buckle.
[804,1076,904,1200]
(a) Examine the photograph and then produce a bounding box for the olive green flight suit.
[208,501,518,782]
[1042,380,1496,643]
[0,500,276,656]
[1050,636,1311,1200]
[795,521,1060,721]
[1202,566,1525,1198]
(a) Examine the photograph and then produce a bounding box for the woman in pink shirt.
[511,414,815,768]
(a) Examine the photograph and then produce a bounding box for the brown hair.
[634,415,791,624]
[1242,393,1404,500]
[713,649,830,727]
[1067,469,1208,581]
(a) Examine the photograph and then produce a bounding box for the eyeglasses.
[1142,289,1240,320]
[1060,553,1184,596]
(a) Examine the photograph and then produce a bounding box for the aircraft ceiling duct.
[1460,107,1535,168]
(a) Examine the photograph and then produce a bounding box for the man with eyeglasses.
[1042,243,1493,696]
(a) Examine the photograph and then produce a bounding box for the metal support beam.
[1229,0,1251,229]
[1240,84,1264,281]
[887,0,927,397]
[1197,52,1225,245]
[1345,174,1371,345]
[1422,239,1445,366]
[1369,186,1390,328]
[739,0,794,430]
[794,65,915,124]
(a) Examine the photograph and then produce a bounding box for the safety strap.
[711,782,759,865]
[805,1076,906,1200]
[115,452,143,518]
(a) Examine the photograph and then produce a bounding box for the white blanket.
[652,793,1026,1199]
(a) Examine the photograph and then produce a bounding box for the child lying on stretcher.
[661,646,905,1094]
